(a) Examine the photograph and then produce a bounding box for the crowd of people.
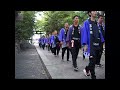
[38,11,105,79]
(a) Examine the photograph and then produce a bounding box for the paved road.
[15,45,50,79]
[35,44,105,79]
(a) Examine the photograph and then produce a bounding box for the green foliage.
[35,11,88,35]
[16,11,104,40]
[15,11,35,41]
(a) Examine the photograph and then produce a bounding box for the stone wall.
[15,40,35,55]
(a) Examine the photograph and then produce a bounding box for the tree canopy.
[34,11,89,35]
[15,11,105,40]
[15,11,35,42]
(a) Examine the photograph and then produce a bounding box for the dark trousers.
[85,49,101,78]
[50,44,54,53]
[95,43,103,65]
[71,40,80,68]
[39,43,41,48]
[45,44,48,49]
[62,47,69,61]
[42,44,45,50]
[83,49,85,59]
[48,44,50,51]
[53,46,60,55]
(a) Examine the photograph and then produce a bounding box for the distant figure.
[41,35,46,50]
[47,34,51,51]
[52,30,60,57]
[39,37,42,48]
[45,35,49,50]
[50,32,55,54]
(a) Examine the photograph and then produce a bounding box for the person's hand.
[103,42,105,48]
[60,41,63,45]
[66,43,69,47]
[67,42,70,48]
[84,45,88,52]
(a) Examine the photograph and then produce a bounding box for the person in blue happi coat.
[47,34,51,51]
[59,23,70,61]
[41,35,46,50]
[82,11,105,79]
[45,35,49,50]
[38,37,42,48]
[66,15,82,71]
[50,32,55,54]
[95,14,105,67]
[51,30,60,56]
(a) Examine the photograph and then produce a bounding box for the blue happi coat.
[97,22,105,40]
[59,28,69,48]
[39,38,42,43]
[50,35,55,48]
[41,37,46,45]
[45,38,49,45]
[66,25,83,45]
[81,19,105,54]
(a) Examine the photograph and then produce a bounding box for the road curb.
[35,45,52,79]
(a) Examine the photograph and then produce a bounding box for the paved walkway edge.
[35,45,52,79]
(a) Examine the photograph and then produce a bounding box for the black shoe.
[83,69,90,76]
[67,60,71,62]
[62,59,64,61]
[74,67,78,71]
[91,76,96,79]
[83,55,85,60]
[54,55,57,57]
[83,57,85,60]
[96,64,103,67]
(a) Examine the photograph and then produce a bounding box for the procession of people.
[38,11,105,79]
